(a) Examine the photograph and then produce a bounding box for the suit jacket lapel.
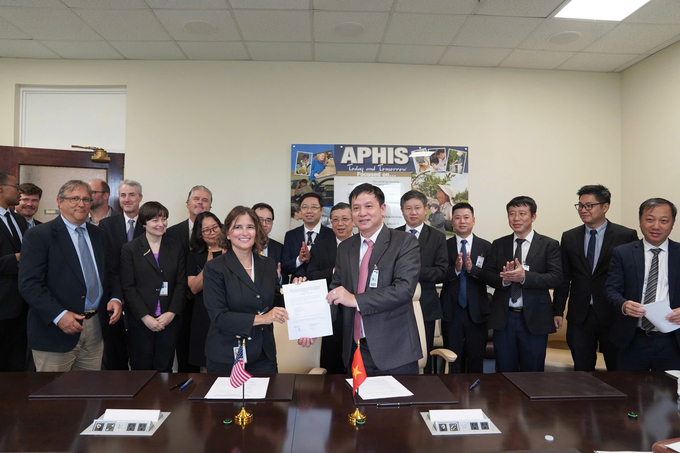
[525,232,541,265]
[54,217,85,286]
[87,223,106,280]
[140,235,162,275]
[367,226,390,274]
[0,216,19,251]
[347,235,361,293]
[225,249,260,294]
[504,234,514,262]
[632,241,645,300]
[576,226,591,273]
[418,224,430,247]
[669,240,679,305]
[254,255,265,300]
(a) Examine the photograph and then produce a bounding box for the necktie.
[459,239,468,308]
[306,231,313,246]
[76,226,100,311]
[587,229,597,273]
[409,229,417,236]
[510,238,524,303]
[4,211,21,249]
[641,248,662,332]
[127,219,135,242]
[354,239,374,343]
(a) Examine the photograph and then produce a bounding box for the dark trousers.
[102,313,129,370]
[129,315,181,372]
[320,310,346,374]
[351,338,419,376]
[207,354,278,374]
[617,330,680,371]
[0,304,27,372]
[176,297,200,373]
[423,320,435,374]
[442,304,487,374]
[566,306,617,371]
[493,311,548,372]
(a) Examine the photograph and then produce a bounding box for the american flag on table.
[230,343,252,388]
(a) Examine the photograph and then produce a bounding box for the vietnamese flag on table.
[351,346,367,395]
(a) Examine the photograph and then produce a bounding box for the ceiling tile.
[0,7,102,40]
[585,22,680,54]
[229,0,309,9]
[0,15,30,38]
[558,52,641,72]
[439,46,511,66]
[500,49,575,69]
[395,0,478,15]
[454,15,543,48]
[384,13,466,45]
[110,40,186,59]
[177,41,248,59]
[74,9,173,41]
[519,18,617,51]
[378,44,446,64]
[146,0,228,8]
[41,40,123,58]
[625,0,680,25]
[247,41,311,60]
[61,0,149,8]
[475,0,564,18]
[314,11,388,43]
[234,10,310,42]
[0,0,65,7]
[154,9,240,41]
[314,0,393,12]
[314,42,378,61]
[0,38,59,57]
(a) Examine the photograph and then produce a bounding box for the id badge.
[476,256,485,268]
[159,282,169,296]
[233,346,247,363]
[369,267,379,288]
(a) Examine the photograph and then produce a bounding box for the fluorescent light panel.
[555,0,652,21]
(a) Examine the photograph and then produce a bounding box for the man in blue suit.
[606,198,680,371]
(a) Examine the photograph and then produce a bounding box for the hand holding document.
[642,300,680,333]
[282,280,333,340]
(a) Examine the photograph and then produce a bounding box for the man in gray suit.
[301,183,422,375]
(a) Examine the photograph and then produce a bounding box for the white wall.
[0,58,622,243]
[621,40,680,241]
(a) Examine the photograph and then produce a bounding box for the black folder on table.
[503,372,626,400]
[29,370,156,399]
[356,375,458,406]
[188,373,296,401]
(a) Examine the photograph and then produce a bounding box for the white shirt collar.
[643,237,669,253]
[406,223,424,235]
[304,222,321,235]
[361,223,384,244]
[456,233,474,247]
[514,229,535,244]
[124,213,139,223]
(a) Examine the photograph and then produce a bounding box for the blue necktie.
[587,229,597,273]
[459,239,468,308]
[409,229,417,235]
[127,219,135,242]
[77,226,100,311]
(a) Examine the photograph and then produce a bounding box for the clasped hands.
[142,311,175,332]
[500,258,525,285]
[455,252,473,273]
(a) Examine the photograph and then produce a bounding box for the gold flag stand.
[234,406,253,427]
[348,408,366,426]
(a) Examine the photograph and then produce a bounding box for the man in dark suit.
[166,184,212,373]
[253,202,284,308]
[300,184,421,375]
[606,198,680,371]
[98,179,145,370]
[0,172,29,371]
[281,192,333,282]
[307,202,354,373]
[554,185,638,371]
[16,183,42,229]
[19,180,123,372]
[482,196,562,372]
[396,190,447,374]
[440,202,492,374]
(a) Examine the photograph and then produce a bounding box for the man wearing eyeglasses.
[554,185,637,371]
[87,179,120,226]
[19,180,123,372]
[253,202,284,308]
[281,192,333,283]
[0,172,28,371]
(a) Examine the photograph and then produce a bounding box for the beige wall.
[0,58,622,243]
[621,41,680,241]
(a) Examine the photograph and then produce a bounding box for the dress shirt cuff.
[355,299,361,312]
[502,281,510,287]
[295,257,302,268]
[622,305,627,316]
[53,310,67,326]
[455,269,461,276]
[110,298,122,306]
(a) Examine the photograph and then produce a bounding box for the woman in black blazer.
[120,201,187,372]
[203,206,289,374]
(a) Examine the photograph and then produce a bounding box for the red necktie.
[354,239,374,342]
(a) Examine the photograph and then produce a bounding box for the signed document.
[282,279,333,340]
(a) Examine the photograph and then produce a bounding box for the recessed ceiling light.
[555,0,652,21]
[183,20,218,36]
[547,31,582,45]
[333,22,365,38]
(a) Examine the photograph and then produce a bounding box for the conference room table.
[1,371,679,452]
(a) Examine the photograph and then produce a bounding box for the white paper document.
[345,376,414,400]
[643,300,680,333]
[282,280,333,340]
[204,377,270,399]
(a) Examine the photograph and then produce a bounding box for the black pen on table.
[469,379,481,391]
[179,378,194,392]
[169,378,189,391]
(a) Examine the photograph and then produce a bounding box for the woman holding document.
[203,206,288,373]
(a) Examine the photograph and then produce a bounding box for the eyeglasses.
[0,183,20,190]
[301,205,321,212]
[201,225,221,235]
[60,196,93,205]
[331,217,352,224]
[258,218,273,225]
[574,202,605,211]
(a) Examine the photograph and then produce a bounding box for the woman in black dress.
[187,212,225,370]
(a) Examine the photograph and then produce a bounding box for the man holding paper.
[606,198,680,371]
